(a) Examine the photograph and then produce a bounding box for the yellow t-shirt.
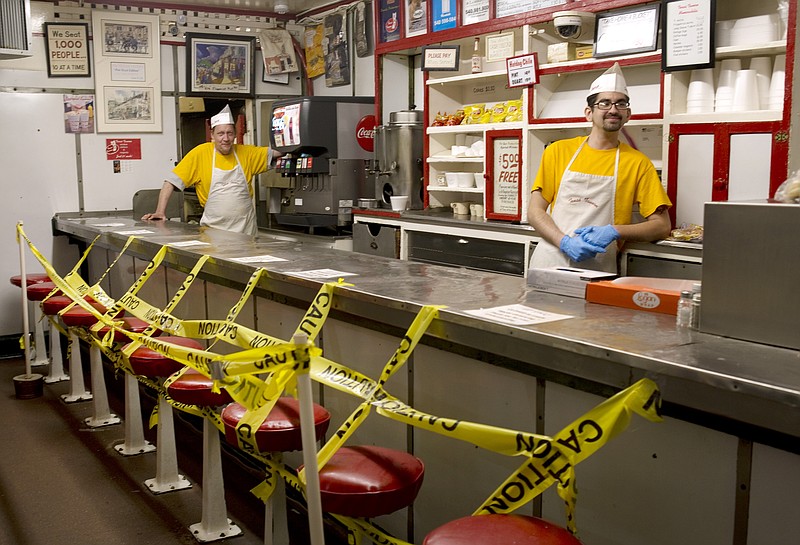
[170,143,269,206]
[532,136,671,224]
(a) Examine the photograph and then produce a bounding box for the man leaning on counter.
[142,104,280,236]
[527,62,672,273]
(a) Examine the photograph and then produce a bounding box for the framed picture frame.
[44,22,91,77]
[662,0,716,72]
[91,11,161,133]
[594,4,661,58]
[485,129,523,222]
[421,45,460,71]
[185,33,256,97]
[262,67,290,84]
[485,32,515,63]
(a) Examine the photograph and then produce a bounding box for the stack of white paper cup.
[686,69,715,113]
[732,69,759,112]
[768,54,786,110]
[715,59,741,112]
[749,57,773,110]
[715,20,735,47]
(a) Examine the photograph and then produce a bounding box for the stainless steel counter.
[52,212,800,449]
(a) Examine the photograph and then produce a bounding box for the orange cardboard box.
[585,277,697,315]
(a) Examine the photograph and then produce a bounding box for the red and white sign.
[106,138,142,160]
[355,114,376,152]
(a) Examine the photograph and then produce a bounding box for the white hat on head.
[588,62,628,98]
[211,105,235,128]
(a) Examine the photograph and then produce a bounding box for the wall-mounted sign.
[485,32,515,62]
[594,4,661,58]
[462,0,489,25]
[421,46,460,71]
[432,0,457,32]
[406,0,428,37]
[379,0,401,42]
[485,129,523,222]
[106,138,142,160]
[44,23,90,77]
[496,0,566,20]
[506,53,539,88]
[663,0,716,71]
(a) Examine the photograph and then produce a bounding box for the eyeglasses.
[593,99,631,110]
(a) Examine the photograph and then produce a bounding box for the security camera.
[553,11,596,43]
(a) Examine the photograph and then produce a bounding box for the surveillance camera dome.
[553,10,596,43]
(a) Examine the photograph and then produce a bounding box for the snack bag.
[463,104,485,125]
[489,102,509,123]
[431,112,448,127]
[504,99,523,122]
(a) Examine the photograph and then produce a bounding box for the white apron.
[200,149,258,236]
[531,138,619,273]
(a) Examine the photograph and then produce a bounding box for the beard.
[601,114,623,132]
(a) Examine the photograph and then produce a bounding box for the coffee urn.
[374,110,424,209]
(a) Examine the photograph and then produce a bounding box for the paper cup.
[686,69,715,113]
[473,172,485,189]
[732,69,759,112]
[768,54,786,110]
[716,59,742,113]
[749,57,773,109]
[390,195,409,211]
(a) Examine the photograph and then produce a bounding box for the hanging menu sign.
[491,137,521,218]
[663,0,715,71]
[462,0,489,25]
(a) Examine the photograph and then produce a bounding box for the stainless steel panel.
[408,231,525,276]
[353,223,399,258]
[701,201,800,350]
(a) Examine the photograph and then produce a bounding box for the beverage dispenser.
[374,110,424,209]
[269,96,375,229]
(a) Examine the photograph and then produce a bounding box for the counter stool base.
[145,475,192,495]
[115,374,155,456]
[61,392,92,403]
[190,520,243,543]
[115,441,156,456]
[85,414,121,428]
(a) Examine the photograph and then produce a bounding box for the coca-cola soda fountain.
[267,96,375,230]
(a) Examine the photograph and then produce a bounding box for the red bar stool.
[10,274,50,367]
[222,398,331,545]
[168,369,242,542]
[423,514,583,545]
[60,300,120,427]
[124,336,202,494]
[95,317,159,455]
[40,293,91,397]
[28,282,69,383]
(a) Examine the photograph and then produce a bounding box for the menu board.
[663,0,715,71]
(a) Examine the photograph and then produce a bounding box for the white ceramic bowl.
[456,172,474,188]
[445,172,459,187]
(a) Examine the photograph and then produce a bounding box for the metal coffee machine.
[374,110,424,209]
[266,96,375,229]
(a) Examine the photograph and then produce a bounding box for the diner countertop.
[52,212,799,450]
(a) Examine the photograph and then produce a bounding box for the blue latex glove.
[560,235,606,262]
[574,224,620,248]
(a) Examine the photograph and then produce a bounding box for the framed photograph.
[91,11,161,133]
[185,33,256,97]
[263,67,290,84]
[100,19,154,57]
[421,45,460,71]
[662,0,716,72]
[44,23,90,77]
[594,4,661,58]
[102,86,154,125]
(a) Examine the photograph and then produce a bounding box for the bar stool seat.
[310,445,425,519]
[423,514,583,545]
[27,282,61,302]
[124,336,204,495]
[221,398,331,453]
[168,369,242,542]
[95,316,152,343]
[222,398,331,545]
[10,273,50,287]
[59,300,111,328]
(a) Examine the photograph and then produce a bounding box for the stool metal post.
[114,373,155,456]
[84,344,120,428]
[30,303,49,367]
[62,329,92,403]
[146,392,192,494]
[44,316,68,383]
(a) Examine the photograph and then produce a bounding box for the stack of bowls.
[686,69,715,113]
[768,54,786,110]
[729,14,779,47]
[715,59,741,112]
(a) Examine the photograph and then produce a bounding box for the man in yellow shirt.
[527,63,672,273]
[142,105,277,236]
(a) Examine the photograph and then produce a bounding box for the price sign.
[485,130,522,222]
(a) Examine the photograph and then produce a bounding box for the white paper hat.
[211,104,235,128]
[588,62,628,98]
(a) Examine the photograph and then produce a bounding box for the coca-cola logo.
[356,114,376,152]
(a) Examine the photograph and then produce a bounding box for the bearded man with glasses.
[527,62,672,273]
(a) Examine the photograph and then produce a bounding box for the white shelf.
[428,122,523,134]
[667,110,782,124]
[528,118,662,130]
[427,186,484,193]
[716,40,787,59]
[427,156,484,163]
[538,50,662,73]
[426,69,508,86]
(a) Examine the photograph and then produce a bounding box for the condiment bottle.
[471,37,482,74]
[676,290,693,328]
